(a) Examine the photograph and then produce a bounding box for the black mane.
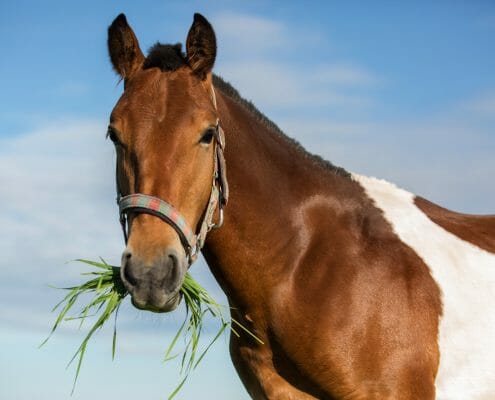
[143,42,349,178]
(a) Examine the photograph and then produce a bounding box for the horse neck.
[203,89,356,310]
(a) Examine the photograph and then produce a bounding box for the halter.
[117,89,229,265]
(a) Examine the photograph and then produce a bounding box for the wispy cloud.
[213,12,380,111]
[279,113,495,214]
[214,12,287,56]
[312,63,381,87]
[218,60,377,110]
[0,120,120,331]
[210,13,493,215]
[55,81,90,97]
[476,14,495,30]
[464,92,495,115]
[218,60,299,107]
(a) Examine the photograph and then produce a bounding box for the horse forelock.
[143,42,187,72]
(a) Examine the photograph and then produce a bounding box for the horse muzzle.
[120,247,186,312]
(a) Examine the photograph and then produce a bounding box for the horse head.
[107,13,225,312]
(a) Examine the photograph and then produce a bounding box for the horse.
[106,13,495,399]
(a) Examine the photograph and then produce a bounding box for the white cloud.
[279,114,495,214]
[0,120,122,331]
[280,119,378,138]
[0,119,120,269]
[55,81,90,97]
[213,13,492,215]
[312,63,381,87]
[476,14,495,30]
[218,60,376,110]
[213,12,379,111]
[213,12,287,56]
[465,92,495,115]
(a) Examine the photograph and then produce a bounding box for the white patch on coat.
[353,174,495,400]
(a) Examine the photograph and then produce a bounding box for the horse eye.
[200,128,215,145]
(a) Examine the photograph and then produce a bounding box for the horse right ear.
[186,13,217,80]
[107,14,144,81]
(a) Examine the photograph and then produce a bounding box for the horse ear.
[186,13,217,80]
[107,13,145,81]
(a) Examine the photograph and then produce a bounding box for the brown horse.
[106,13,495,400]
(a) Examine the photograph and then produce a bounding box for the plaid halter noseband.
[117,120,229,265]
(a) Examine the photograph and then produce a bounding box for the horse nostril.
[168,253,180,283]
[122,251,138,287]
[121,250,133,263]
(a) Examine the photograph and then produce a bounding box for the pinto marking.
[353,174,495,400]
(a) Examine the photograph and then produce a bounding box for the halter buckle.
[211,207,224,229]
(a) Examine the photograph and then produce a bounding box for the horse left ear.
[186,13,217,80]
[107,14,144,81]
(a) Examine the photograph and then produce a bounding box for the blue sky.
[1,1,494,399]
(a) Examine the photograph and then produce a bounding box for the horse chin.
[131,291,182,313]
